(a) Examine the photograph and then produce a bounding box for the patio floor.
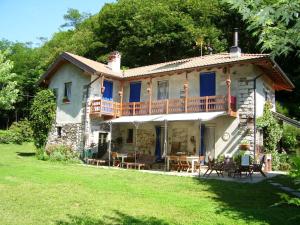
[83,164,286,183]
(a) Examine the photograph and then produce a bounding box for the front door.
[200,72,216,96]
[204,126,215,160]
[98,132,108,158]
[129,82,141,102]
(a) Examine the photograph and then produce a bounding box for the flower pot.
[240,144,250,150]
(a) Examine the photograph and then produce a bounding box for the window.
[157,81,169,100]
[126,129,133,143]
[57,127,62,138]
[264,88,270,101]
[63,82,72,102]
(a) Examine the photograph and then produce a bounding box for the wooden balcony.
[90,95,236,118]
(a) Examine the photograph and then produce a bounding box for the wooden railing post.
[205,96,208,112]
[184,73,189,113]
[226,66,232,114]
[118,81,124,116]
[166,99,169,114]
[147,78,152,114]
[133,102,136,116]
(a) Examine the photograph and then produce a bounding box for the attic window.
[63,82,72,103]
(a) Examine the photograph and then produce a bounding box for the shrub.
[281,125,300,152]
[30,90,56,149]
[0,130,14,144]
[45,144,80,163]
[36,148,49,161]
[9,119,33,144]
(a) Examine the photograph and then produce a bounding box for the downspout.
[253,74,263,161]
[82,72,102,150]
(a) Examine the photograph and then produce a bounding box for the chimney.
[107,51,121,72]
[230,28,241,58]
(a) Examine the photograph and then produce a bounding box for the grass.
[270,175,300,191]
[0,143,299,225]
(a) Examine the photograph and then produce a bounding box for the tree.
[30,90,56,149]
[61,8,91,29]
[223,0,300,57]
[0,51,19,110]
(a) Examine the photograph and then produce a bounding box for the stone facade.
[136,129,155,154]
[46,123,84,151]
[171,128,188,152]
[237,77,255,152]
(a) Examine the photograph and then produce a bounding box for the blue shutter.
[129,82,141,102]
[103,80,113,100]
[200,72,216,96]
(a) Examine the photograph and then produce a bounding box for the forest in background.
[0,0,299,128]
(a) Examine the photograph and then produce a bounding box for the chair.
[252,155,266,177]
[168,156,180,171]
[195,156,205,172]
[178,156,191,172]
[234,155,252,177]
[203,157,224,177]
[137,154,156,170]
[111,152,121,167]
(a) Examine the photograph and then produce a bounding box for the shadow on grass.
[16,152,35,157]
[56,210,170,225]
[193,177,300,225]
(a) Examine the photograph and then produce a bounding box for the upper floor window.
[63,82,72,103]
[157,80,169,100]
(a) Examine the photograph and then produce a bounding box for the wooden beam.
[147,77,152,114]
[119,80,124,116]
[184,72,189,113]
[226,66,231,114]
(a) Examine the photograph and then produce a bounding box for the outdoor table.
[117,153,127,167]
[186,156,199,173]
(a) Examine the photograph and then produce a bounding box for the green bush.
[45,144,80,163]
[0,130,14,144]
[281,125,300,152]
[36,148,49,161]
[9,119,33,143]
[30,90,56,149]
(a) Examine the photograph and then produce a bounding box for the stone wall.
[136,129,155,154]
[46,123,84,151]
[171,128,188,152]
[237,77,254,152]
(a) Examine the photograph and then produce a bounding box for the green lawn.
[0,143,299,225]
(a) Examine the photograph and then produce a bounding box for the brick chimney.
[230,28,241,58]
[107,51,121,72]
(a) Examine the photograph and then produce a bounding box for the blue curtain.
[129,82,141,102]
[103,80,113,100]
[155,126,161,160]
[200,72,216,96]
[200,124,205,156]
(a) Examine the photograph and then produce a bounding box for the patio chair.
[168,155,180,172]
[178,156,192,172]
[251,155,266,177]
[203,157,224,177]
[234,155,252,178]
[111,152,121,167]
[194,156,205,172]
[137,154,156,170]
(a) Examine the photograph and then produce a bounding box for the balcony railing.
[90,95,235,117]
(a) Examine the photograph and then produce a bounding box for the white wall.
[49,63,90,124]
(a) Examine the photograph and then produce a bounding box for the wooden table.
[166,155,199,173]
[125,162,145,170]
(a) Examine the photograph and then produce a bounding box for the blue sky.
[0,0,114,44]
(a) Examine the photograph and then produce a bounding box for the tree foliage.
[257,102,282,152]
[224,0,300,57]
[30,90,56,149]
[0,51,19,110]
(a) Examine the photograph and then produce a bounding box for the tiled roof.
[124,53,269,77]
[64,52,122,77]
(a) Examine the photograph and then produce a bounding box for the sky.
[0,0,114,44]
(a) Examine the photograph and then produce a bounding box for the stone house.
[39,40,294,161]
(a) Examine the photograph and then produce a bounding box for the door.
[129,82,141,102]
[103,80,113,100]
[200,72,216,96]
[204,126,215,161]
[98,132,108,158]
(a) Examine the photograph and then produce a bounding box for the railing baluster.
[133,102,136,116]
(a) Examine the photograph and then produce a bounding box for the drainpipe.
[82,72,102,151]
[253,74,263,161]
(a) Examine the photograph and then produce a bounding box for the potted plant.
[240,139,250,150]
[62,96,70,103]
